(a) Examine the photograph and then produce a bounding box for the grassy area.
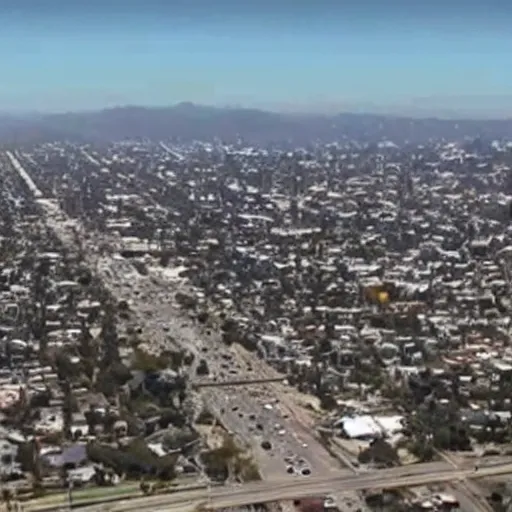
[69,484,140,500]
[24,479,207,511]
[26,482,141,506]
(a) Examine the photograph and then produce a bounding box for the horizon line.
[2,101,512,123]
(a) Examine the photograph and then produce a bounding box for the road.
[6,151,345,482]
[438,450,493,512]
[159,142,186,162]
[6,151,503,512]
[35,458,512,512]
[193,377,286,388]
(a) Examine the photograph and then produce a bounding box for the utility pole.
[67,479,73,511]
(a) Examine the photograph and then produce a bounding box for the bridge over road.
[192,377,286,388]
[44,458,512,512]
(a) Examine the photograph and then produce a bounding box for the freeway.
[5,149,339,481]
[7,148,363,501]
[39,459,512,512]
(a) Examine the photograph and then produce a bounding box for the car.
[261,440,272,450]
[323,497,336,508]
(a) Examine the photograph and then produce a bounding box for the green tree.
[100,304,120,369]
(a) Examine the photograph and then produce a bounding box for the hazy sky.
[1,0,512,116]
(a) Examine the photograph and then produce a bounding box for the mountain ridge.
[1,103,512,145]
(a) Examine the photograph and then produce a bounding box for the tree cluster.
[86,440,177,480]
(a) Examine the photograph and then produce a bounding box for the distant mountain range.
[1,102,512,146]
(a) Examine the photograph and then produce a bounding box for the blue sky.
[1,0,512,116]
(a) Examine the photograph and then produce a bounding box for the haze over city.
[5,2,512,512]
[2,0,512,117]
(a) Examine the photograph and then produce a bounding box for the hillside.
[1,103,512,145]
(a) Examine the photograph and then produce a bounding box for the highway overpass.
[35,458,512,512]
[192,377,285,388]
